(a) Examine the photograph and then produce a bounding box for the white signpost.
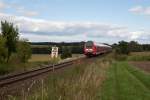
[51,46,59,58]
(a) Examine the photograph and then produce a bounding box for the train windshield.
[85,41,93,48]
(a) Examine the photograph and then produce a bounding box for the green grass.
[0,54,62,75]
[127,55,150,61]
[127,52,150,61]
[100,61,150,100]
[0,63,14,75]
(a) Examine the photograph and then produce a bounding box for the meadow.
[100,61,150,100]
[127,52,150,61]
[6,52,150,100]
[29,54,51,62]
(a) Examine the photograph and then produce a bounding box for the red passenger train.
[84,41,112,56]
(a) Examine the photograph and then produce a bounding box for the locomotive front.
[84,41,96,56]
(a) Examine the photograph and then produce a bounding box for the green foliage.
[1,21,19,62]
[0,63,14,75]
[17,39,31,63]
[49,56,61,64]
[31,42,84,54]
[142,44,150,51]
[0,36,7,63]
[61,46,72,59]
[113,40,150,55]
[128,41,143,52]
[116,41,130,55]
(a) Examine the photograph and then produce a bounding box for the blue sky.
[0,0,150,44]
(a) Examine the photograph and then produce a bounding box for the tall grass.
[0,55,61,75]
[12,57,111,100]
[0,63,14,75]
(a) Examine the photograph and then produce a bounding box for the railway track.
[0,56,85,87]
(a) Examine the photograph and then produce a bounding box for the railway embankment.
[5,55,111,100]
[1,52,150,100]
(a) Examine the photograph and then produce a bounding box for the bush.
[17,39,31,63]
[0,63,13,75]
[49,56,61,64]
[0,36,7,63]
[115,41,130,55]
[61,46,72,59]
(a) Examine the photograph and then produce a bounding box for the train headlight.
[86,49,93,52]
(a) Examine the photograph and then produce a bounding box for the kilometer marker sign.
[51,47,59,58]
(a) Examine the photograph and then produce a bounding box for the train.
[84,41,112,56]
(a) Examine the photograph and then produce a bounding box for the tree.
[0,35,7,63]
[1,21,19,62]
[17,39,31,63]
[116,41,130,55]
[61,46,72,59]
[129,41,142,52]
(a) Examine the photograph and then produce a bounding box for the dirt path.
[129,61,150,73]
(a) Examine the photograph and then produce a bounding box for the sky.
[0,0,150,44]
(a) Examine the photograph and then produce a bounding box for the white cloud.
[0,1,39,17]
[0,12,149,43]
[22,11,38,17]
[129,6,150,15]
[16,6,39,17]
[129,6,143,14]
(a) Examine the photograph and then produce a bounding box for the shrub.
[49,56,61,64]
[0,63,13,75]
[0,36,7,63]
[17,39,31,63]
[61,46,72,59]
[115,41,130,55]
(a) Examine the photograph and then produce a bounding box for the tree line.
[112,41,150,55]
[31,40,150,55]
[30,42,84,54]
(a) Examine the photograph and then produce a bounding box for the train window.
[85,41,93,48]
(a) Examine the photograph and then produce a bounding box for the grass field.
[128,52,150,61]
[6,52,150,99]
[130,52,150,56]
[100,61,150,100]
[29,54,51,62]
